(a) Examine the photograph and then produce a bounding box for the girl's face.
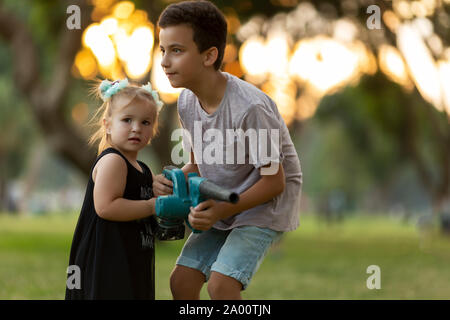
[104,99,156,159]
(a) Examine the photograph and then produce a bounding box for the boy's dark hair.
[158,0,227,70]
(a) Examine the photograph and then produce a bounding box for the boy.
[154,0,302,300]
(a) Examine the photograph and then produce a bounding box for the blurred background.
[0,0,449,299]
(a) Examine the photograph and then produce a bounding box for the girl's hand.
[153,174,173,196]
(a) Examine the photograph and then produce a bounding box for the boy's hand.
[188,200,228,231]
[153,174,173,196]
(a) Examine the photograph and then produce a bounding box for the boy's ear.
[203,47,218,68]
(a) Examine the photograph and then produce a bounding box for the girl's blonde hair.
[88,80,160,155]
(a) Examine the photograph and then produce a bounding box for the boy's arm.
[188,162,285,231]
[93,154,156,221]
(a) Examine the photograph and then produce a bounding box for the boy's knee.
[207,272,242,299]
[206,278,222,298]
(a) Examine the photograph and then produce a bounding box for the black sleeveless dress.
[65,148,157,300]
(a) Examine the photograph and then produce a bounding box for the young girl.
[65,79,164,300]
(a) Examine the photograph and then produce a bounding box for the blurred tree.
[0,0,96,176]
[317,72,449,216]
[0,75,37,212]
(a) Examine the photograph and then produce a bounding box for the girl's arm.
[93,153,155,222]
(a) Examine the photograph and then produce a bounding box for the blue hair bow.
[141,82,164,112]
[100,78,164,112]
[100,79,129,101]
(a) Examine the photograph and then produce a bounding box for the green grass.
[1,212,449,299]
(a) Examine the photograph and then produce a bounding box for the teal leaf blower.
[155,166,239,240]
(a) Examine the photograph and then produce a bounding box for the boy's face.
[159,24,204,89]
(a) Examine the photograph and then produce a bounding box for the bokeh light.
[289,36,360,94]
[378,44,412,89]
[239,36,268,80]
[74,1,154,82]
[397,22,443,111]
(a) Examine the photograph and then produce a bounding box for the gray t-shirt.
[178,72,302,232]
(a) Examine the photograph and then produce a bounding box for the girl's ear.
[203,47,219,68]
[103,118,111,135]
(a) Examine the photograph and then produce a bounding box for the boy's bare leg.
[207,271,242,300]
[170,265,205,300]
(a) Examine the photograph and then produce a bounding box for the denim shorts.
[175,225,283,290]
